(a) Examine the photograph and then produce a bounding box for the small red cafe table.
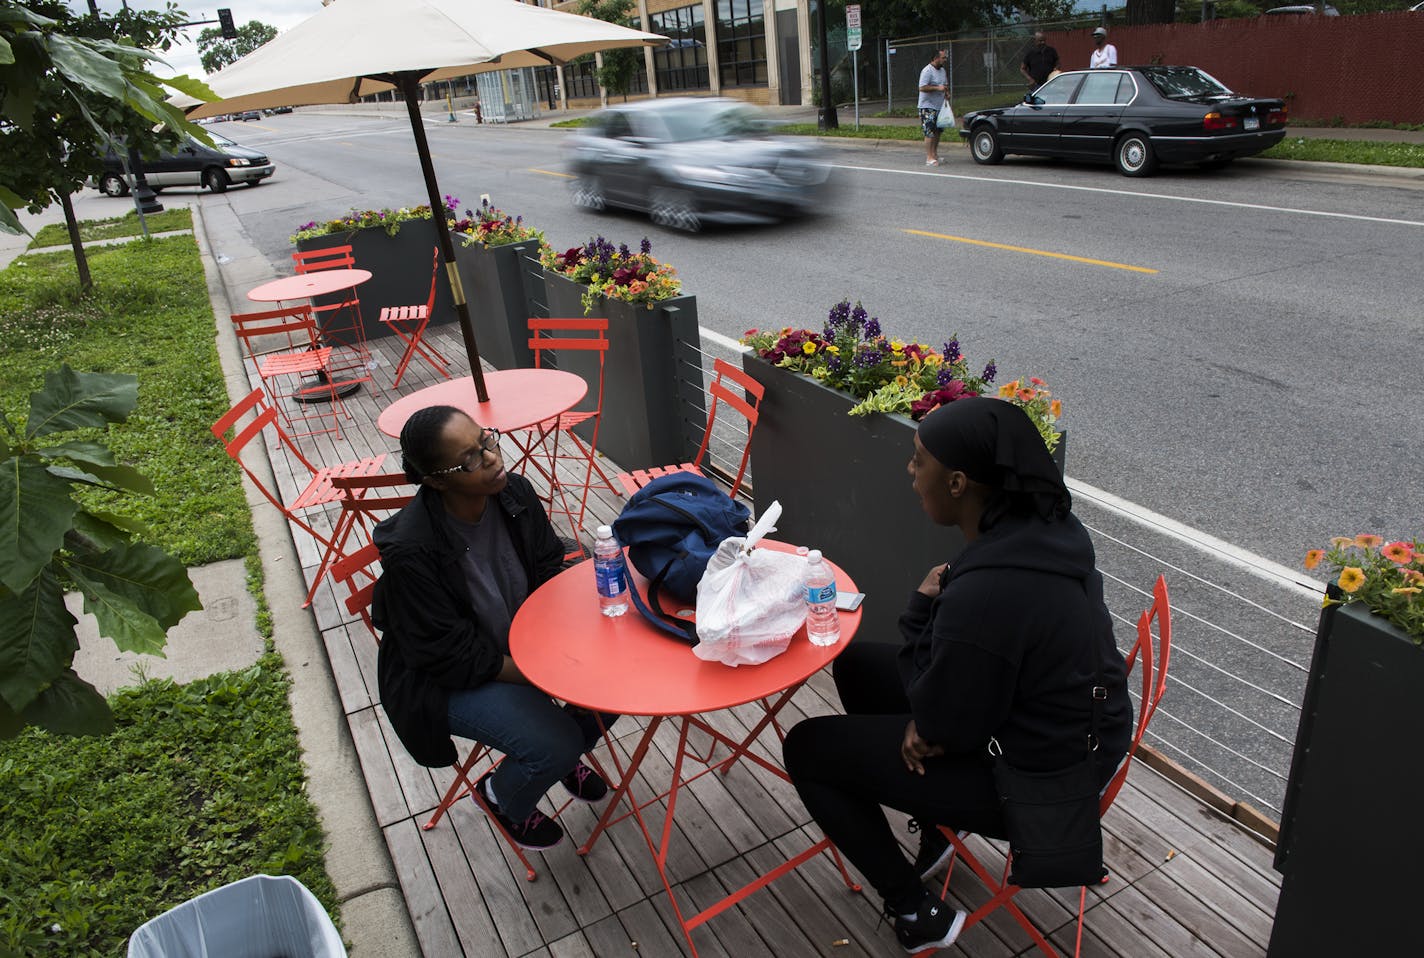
[246,268,373,305]
[376,368,587,438]
[509,540,863,957]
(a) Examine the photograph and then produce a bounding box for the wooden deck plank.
[321,622,374,714]
[347,705,410,826]
[418,807,509,957]
[543,931,597,958]
[444,799,563,955]
[384,818,463,958]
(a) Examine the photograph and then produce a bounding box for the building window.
[650,5,710,92]
[714,0,766,88]
[564,58,601,100]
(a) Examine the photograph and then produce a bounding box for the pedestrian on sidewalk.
[1021,32,1060,88]
[918,49,949,166]
[1089,27,1117,69]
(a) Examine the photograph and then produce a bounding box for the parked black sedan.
[567,97,831,232]
[959,66,1287,176]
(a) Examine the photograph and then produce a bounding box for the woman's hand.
[901,719,944,775]
[916,563,949,598]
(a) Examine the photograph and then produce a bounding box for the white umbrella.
[187,0,666,401]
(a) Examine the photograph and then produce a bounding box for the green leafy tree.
[0,367,202,740]
[196,18,277,74]
[576,0,642,101]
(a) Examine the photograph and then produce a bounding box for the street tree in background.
[576,0,642,102]
[0,0,213,248]
[196,18,277,74]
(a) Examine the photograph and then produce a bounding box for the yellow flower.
[924,354,942,367]
[1392,587,1421,596]
[1330,536,1354,548]
[1338,567,1366,593]
[802,341,817,355]
[1355,534,1384,549]
[891,340,905,352]
[826,345,840,354]
[895,375,909,385]
[1303,549,1324,571]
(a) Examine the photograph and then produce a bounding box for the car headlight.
[227,158,251,167]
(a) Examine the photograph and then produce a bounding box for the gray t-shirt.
[918,63,947,110]
[444,504,529,655]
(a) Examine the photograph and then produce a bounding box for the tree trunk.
[59,191,92,293]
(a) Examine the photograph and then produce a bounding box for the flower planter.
[1268,600,1423,956]
[543,269,702,471]
[295,220,465,344]
[740,353,1065,644]
[453,238,542,371]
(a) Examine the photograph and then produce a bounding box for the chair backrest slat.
[331,542,383,635]
[1099,575,1171,815]
[293,245,357,273]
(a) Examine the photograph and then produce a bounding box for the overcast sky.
[71,0,318,79]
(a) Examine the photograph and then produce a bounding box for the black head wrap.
[398,405,463,484]
[916,397,1070,523]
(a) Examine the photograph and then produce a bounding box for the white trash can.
[127,874,346,958]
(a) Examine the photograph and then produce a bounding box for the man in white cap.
[1089,26,1117,69]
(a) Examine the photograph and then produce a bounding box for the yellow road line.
[903,228,1158,274]
[532,168,574,179]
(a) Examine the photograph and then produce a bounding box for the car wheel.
[970,125,1004,165]
[1115,133,1157,177]
[203,168,229,193]
[572,175,606,211]
[649,187,700,233]
[98,172,129,197]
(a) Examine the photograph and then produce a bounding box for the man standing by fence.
[1021,32,1059,88]
[919,49,949,166]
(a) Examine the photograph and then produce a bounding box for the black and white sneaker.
[560,761,609,803]
[887,889,968,955]
[474,770,564,850]
[909,818,955,880]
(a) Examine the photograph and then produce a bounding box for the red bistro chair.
[229,304,347,439]
[378,246,450,388]
[291,244,372,387]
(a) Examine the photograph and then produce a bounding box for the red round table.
[247,268,372,303]
[376,368,587,438]
[509,540,863,956]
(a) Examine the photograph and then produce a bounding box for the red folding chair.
[329,542,580,883]
[211,388,386,608]
[613,358,764,500]
[291,244,372,386]
[230,304,348,439]
[378,246,450,388]
[509,318,612,557]
[935,575,1172,957]
[326,472,414,569]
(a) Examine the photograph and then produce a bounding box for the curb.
[190,202,421,958]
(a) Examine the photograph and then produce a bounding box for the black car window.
[1141,66,1233,101]
[1031,74,1081,105]
[1075,72,1123,106]
[604,112,633,139]
[1115,75,1137,104]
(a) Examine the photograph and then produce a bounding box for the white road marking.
[832,162,1424,228]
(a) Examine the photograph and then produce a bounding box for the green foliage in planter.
[1305,535,1424,641]
[0,654,337,956]
[290,194,460,243]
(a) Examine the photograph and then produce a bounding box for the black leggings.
[782,641,1005,908]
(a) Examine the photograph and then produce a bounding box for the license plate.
[1244,117,1260,131]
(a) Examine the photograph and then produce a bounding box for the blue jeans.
[447,682,615,821]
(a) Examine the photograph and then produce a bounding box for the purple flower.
[943,338,961,362]
[936,367,956,387]
[618,243,630,258]
[864,317,882,338]
[982,361,997,383]
[640,237,652,255]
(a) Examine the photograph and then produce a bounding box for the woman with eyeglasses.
[372,405,615,851]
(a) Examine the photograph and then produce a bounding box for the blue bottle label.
[807,583,836,604]
[596,562,626,597]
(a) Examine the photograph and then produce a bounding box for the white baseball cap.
[1092,27,1107,36]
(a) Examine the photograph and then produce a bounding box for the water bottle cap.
[597,525,613,538]
[806,549,823,562]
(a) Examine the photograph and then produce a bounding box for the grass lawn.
[28,208,194,250]
[0,232,337,954]
[1259,136,1424,168]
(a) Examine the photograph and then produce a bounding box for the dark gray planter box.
[295,220,464,345]
[543,270,702,472]
[453,238,542,371]
[740,353,1065,644]
[1268,599,1422,956]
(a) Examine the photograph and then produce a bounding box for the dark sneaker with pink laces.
[561,761,609,803]
[475,770,564,850]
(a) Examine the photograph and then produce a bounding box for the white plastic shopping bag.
[936,99,956,130]
[694,502,807,667]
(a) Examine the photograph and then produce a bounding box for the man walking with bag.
[918,49,949,167]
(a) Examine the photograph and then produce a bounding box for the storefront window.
[650,5,710,92]
[714,0,766,88]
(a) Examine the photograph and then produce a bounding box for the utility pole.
[817,0,838,129]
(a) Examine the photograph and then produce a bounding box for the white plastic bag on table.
[694,502,807,667]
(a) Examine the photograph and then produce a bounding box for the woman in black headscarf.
[783,397,1131,954]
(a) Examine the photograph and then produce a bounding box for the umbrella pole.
[398,72,489,402]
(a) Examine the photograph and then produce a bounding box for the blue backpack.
[611,473,751,643]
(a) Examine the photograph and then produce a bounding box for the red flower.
[910,381,979,420]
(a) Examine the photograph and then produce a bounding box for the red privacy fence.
[1048,13,1424,125]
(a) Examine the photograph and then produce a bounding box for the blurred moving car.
[1263,4,1340,13]
[567,97,831,232]
[93,131,275,196]
[960,65,1287,176]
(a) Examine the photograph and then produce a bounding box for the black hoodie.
[896,510,1131,779]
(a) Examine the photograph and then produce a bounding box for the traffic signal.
[217,8,236,40]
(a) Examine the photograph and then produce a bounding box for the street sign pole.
[846,5,862,130]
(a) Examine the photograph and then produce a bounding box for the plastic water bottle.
[804,549,840,646]
[593,525,629,617]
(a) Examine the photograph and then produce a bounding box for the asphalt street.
[160,111,1423,816]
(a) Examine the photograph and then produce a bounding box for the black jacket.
[896,510,1132,781]
[371,476,564,767]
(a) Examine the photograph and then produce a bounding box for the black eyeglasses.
[428,429,501,475]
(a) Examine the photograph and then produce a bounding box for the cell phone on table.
[835,591,866,612]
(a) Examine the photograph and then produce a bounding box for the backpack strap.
[627,553,699,645]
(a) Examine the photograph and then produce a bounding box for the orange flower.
[1392,587,1421,596]
[1330,536,1354,548]
[998,380,1019,399]
[1030,376,1046,386]
[1355,534,1384,549]
[1402,569,1424,585]
[1303,549,1324,571]
[1338,567,1366,593]
[1050,399,1062,419]
[1016,388,1035,402]
[1381,541,1415,564]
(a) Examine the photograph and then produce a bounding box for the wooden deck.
[250,325,1281,958]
